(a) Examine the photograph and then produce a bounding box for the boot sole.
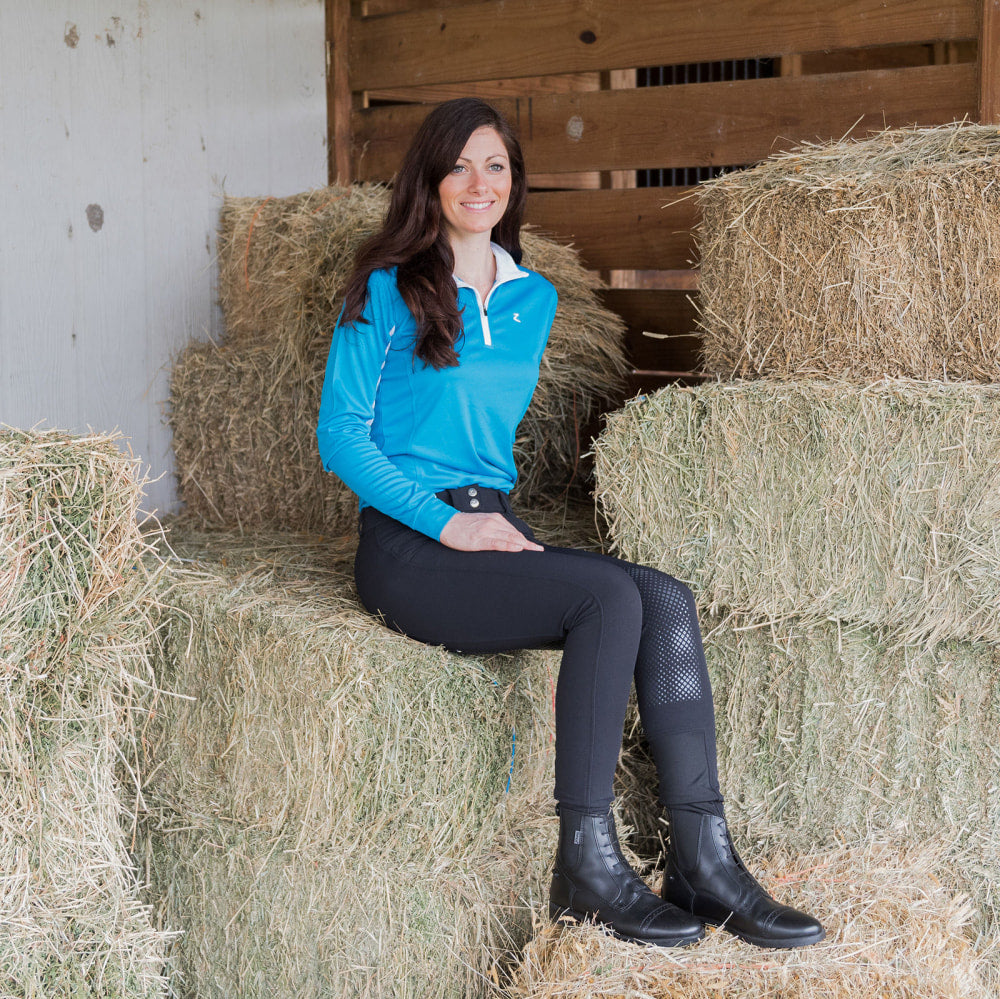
[549,902,705,948]
[705,918,826,950]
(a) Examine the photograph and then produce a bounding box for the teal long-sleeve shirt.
[316,245,558,540]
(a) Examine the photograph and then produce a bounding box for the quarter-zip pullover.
[316,244,558,540]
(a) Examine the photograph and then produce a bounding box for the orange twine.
[773,859,835,883]
[545,659,556,743]
[310,193,345,215]
[243,196,274,292]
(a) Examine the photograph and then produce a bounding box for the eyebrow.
[454,152,509,163]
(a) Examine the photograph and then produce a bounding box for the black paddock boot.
[661,810,825,949]
[549,806,705,947]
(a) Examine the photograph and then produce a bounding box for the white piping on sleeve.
[366,324,396,428]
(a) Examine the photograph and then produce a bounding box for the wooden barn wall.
[330,0,996,387]
[0,1,327,516]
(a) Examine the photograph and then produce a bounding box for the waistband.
[435,485,510,514]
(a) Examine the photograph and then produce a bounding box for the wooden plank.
[366,71,601,104]
[528,171,602,190]
[364,0,471,14]
[328,0,352,182]
[601,290,702,371]
[981,0,1000,122]
[526,189,699,271]
[352,63,976,179]
[351,0,976,91]
[601,68,637,194]
[781,53,804,77]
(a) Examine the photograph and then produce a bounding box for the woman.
[316,97,823,950]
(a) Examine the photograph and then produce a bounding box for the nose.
[467,167,489,191]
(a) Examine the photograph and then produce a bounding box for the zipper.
[454,251,528,348]
[467,287,493,347]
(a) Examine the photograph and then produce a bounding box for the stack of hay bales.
[0,429,171,998]
[150,182,622,997]
[145,511,604,999]
[169,185,628,534]
[145,528,563,999]
[592,123,1000,990]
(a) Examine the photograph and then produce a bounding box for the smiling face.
[437,126,512,243]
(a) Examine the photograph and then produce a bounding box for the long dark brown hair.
[340,98,527,369]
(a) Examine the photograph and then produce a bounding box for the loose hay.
[696,122,1000,381]
[180,186,627,531]
[0,429,172,998]
[594,379,1000,647]
[142,523,576,999]
[507,837,992,998]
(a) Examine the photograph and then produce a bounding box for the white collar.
[453,242,528,292]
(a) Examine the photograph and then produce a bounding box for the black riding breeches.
[353,487,723,815]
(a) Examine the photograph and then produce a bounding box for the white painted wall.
[0,0,327,516]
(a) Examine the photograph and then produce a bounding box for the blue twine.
[505,726,516,794]
[477,666,516,794]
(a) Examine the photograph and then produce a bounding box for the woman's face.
[437,126,512,242]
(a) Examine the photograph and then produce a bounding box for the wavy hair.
[340,98,527,368]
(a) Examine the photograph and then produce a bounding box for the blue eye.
[489,163,506,172]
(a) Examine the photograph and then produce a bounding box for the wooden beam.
[327,0,352,183]
[781,54,803,77]
[353,63,977,180]
[980,0,1000,122]
[366,72,602,105]
[526,188,699,271]
[351,0,977,91]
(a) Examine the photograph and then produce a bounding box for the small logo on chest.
[513,313,522,323]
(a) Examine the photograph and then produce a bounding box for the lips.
[461,201,495,210]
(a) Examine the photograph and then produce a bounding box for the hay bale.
[594,380,1000,647]
[168,333,358,534]
[612,613,1000,981]
[0,429,171,998]
[696,123,1000,381]
[183,187,626,531]
[507,837,992,998]
[142,523,578,999]
[216,185,390,353]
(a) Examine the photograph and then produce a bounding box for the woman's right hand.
[439,511,544,553]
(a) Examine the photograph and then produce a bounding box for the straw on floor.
[506,836,992,998]
[141,518,607,999]
[173,187,627,533]
[696,123,1000,381]
[0,429,172,999]
[594,379,1000,648]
